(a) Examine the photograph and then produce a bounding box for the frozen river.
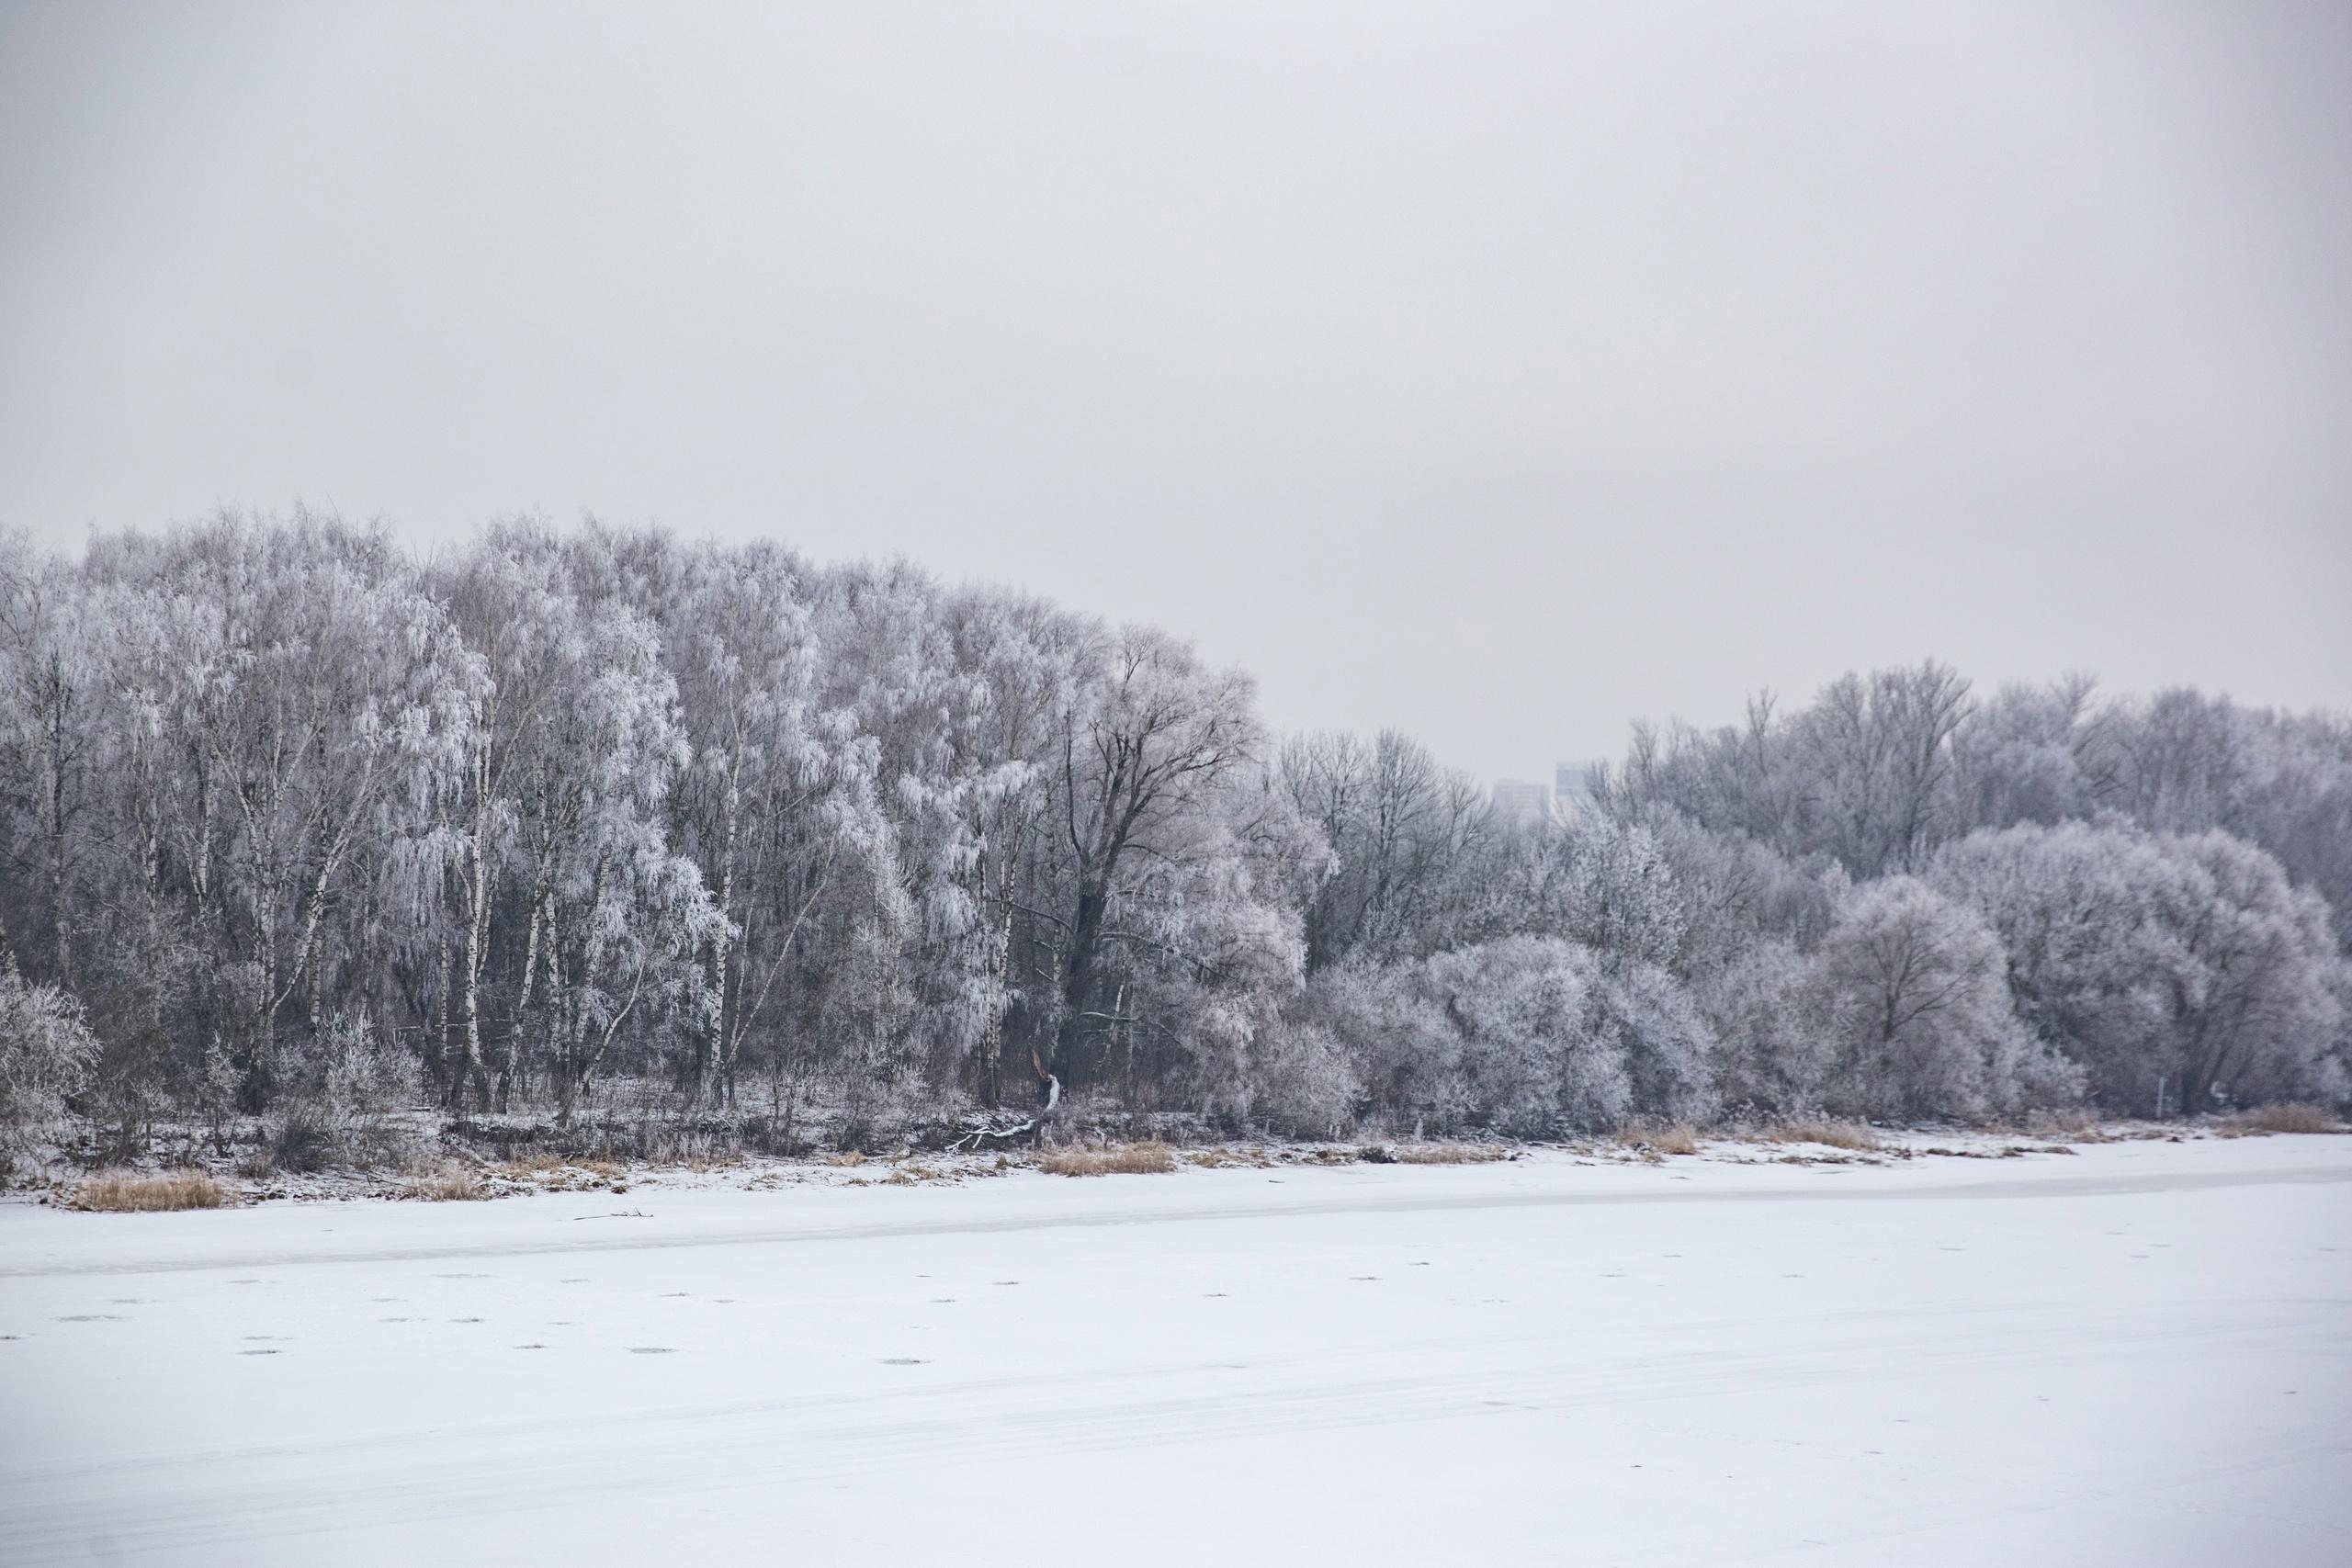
[4,1134,2347,1565]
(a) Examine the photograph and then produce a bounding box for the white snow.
[3,1135,2347,1566]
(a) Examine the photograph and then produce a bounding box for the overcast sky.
[2,1,2346,782]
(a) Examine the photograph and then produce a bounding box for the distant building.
[1553,761,1600,818]
[1491,778,1551,825]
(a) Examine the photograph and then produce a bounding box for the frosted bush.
[0,969,100,1174]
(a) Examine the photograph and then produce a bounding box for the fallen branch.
[948,1076,1059,1153]
[949,1118,1037,1153]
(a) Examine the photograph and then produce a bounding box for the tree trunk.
[1052,876,1109,1074]
[455,747,495,1113]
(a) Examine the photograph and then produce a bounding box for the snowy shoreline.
[6,1128,2343,1272]
[6,1113,2339,1213]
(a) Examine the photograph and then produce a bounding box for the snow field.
[2,1134,2347,1565]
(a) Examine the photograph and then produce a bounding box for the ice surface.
[3,1136,2347,1565]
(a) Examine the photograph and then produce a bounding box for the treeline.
[1,514,2346,1168]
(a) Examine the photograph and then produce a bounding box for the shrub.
[73,1168,227,1212]
[272,1013,423,1170]
[268,1107,333,1173]
[1248,1021,1362,1138]
[0,971,100,1177]
[1039,1141,1178,1177]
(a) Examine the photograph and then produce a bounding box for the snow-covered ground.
[3,1135,2346,1566]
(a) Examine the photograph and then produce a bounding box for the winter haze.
[3,0,2349,782]
[6,9,2352,1567]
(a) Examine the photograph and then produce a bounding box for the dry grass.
[72,1168,228,1212]
[1389,1142,1512,1165]
[1925,1143,2075,1160]
[2024,1108,2109,1143]
[492,1153,640,1193]
[1615,1122,1701,1156]
[1038,1141,1179,1177]
[2220,1103,2338,1136]
[1758,1117,1883,1152]
[406,1165,489,1201]
[1185,1146,1275,1168]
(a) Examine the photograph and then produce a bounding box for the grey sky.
[3,0,2346,782]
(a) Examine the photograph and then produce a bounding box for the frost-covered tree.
[1295,959,1464,1131]
[1467,816,1687,970]
[1239,1017,1361,1137]
[1949,674,2109,832]
[1695,938,1826,1114]
[1642,811,1841,979]
[2099,693,2352,950]
[1040,626,1269,1091]
[1418,938,1631,1134]
[1805,876,2076,1121]
[2142,831,2345,1112]
[1791,664,1975,877]
[0,513,2340,1156]
[1932,823,2347,1114]
[1595,663,1975,879]
[0,537,103,992]
[1929,822,2189,1112]
[611,533,839,1107]
[1279,728,1487,971]
[58,515,477,1111]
